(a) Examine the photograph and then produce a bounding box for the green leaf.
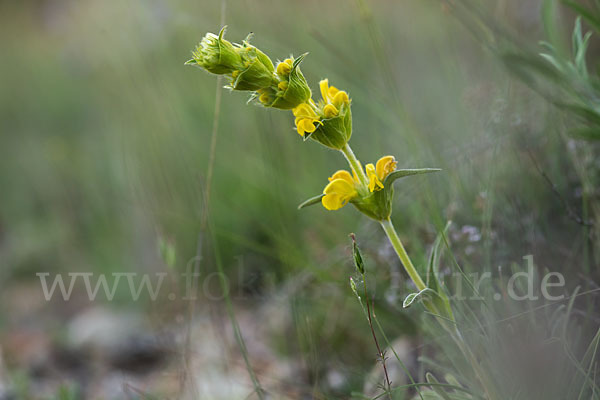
[297,194,324,209]
[543,0,566,55]
[403,288,436,308]
[383,168,442,187]
[562,1,600,33]
[539,52,564,72]
[427,221,452,294]
[380,168,440,219]
[423,222,455,320]
[292,52,308,69]
[500,52,562,83]
[426,372,453,400]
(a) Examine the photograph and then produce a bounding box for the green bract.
[186,27,243,75]
[268,55,312,110]
[305,102,352,150]
[230,38,275,91]
[299,168,441,221]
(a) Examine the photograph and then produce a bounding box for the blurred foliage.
[451,0,600,141]
[0,0,599,397]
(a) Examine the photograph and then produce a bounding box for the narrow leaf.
[292,52,309,69]
[426,372,453,400]
[403,288,436,308]
[562,1,600,33]
[297,194,324,209]
[383,168,442,187]
[427,221,452,293]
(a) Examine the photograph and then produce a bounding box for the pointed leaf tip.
[292,52,309,68]
[383,168,442,187]
[298,194,325,209]
[403,288,436,308]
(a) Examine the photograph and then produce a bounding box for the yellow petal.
[278,81,288,91]
[324,178,356,195]
[293,103,317,118]
[328,170,354,184]
[322,193,344,210]
[276,60,292,76]
[332,91,349,108]
[366,163,384,192]
[323,104,338,118]
[296,120,306,136]
[327,86,340,100]
[298,118,317,134]
[319,79,329,102]
[259,91,271,104]
[375,155,397,181]
[321,178,357,210]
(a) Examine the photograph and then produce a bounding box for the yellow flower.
[366,163,383,192]
[276,58,293,76]
[376,155,397,180]
[328,170,357,183]
[322,169,358,210]
[366,156,398,192]
[293,103,320,136]
[277,81,288,91]
[323,104,338,118]
[319,79,350,116]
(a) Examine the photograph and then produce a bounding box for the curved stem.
[381,218,497,399]
[341,143,368,186]
[380,217,427,291]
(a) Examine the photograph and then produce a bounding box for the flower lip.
[293,103,320,137]
[375,156,398,181]
[276,58,293,76]
[319,79,350,108]
[322,178,358,210]
[366,163,384,192]
[321,169,359,210]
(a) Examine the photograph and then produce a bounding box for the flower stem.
[380,218,498,398]
[341,143,368,186]
[380,217,427,292]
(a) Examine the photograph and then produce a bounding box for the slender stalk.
[341,143,368,186]
[209,220,266,399]
[362,275,393,399]
[380,218,427,291]
[380,219,498,399]
[186,3,265,398]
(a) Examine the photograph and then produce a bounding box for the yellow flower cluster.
[291,79,350,137]
[319,79,349,118]
[322,156,397,210]
[293,103,321,136]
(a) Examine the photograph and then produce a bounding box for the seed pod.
[350,233,365,275]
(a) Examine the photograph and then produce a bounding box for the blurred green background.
[0,0,597,398]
